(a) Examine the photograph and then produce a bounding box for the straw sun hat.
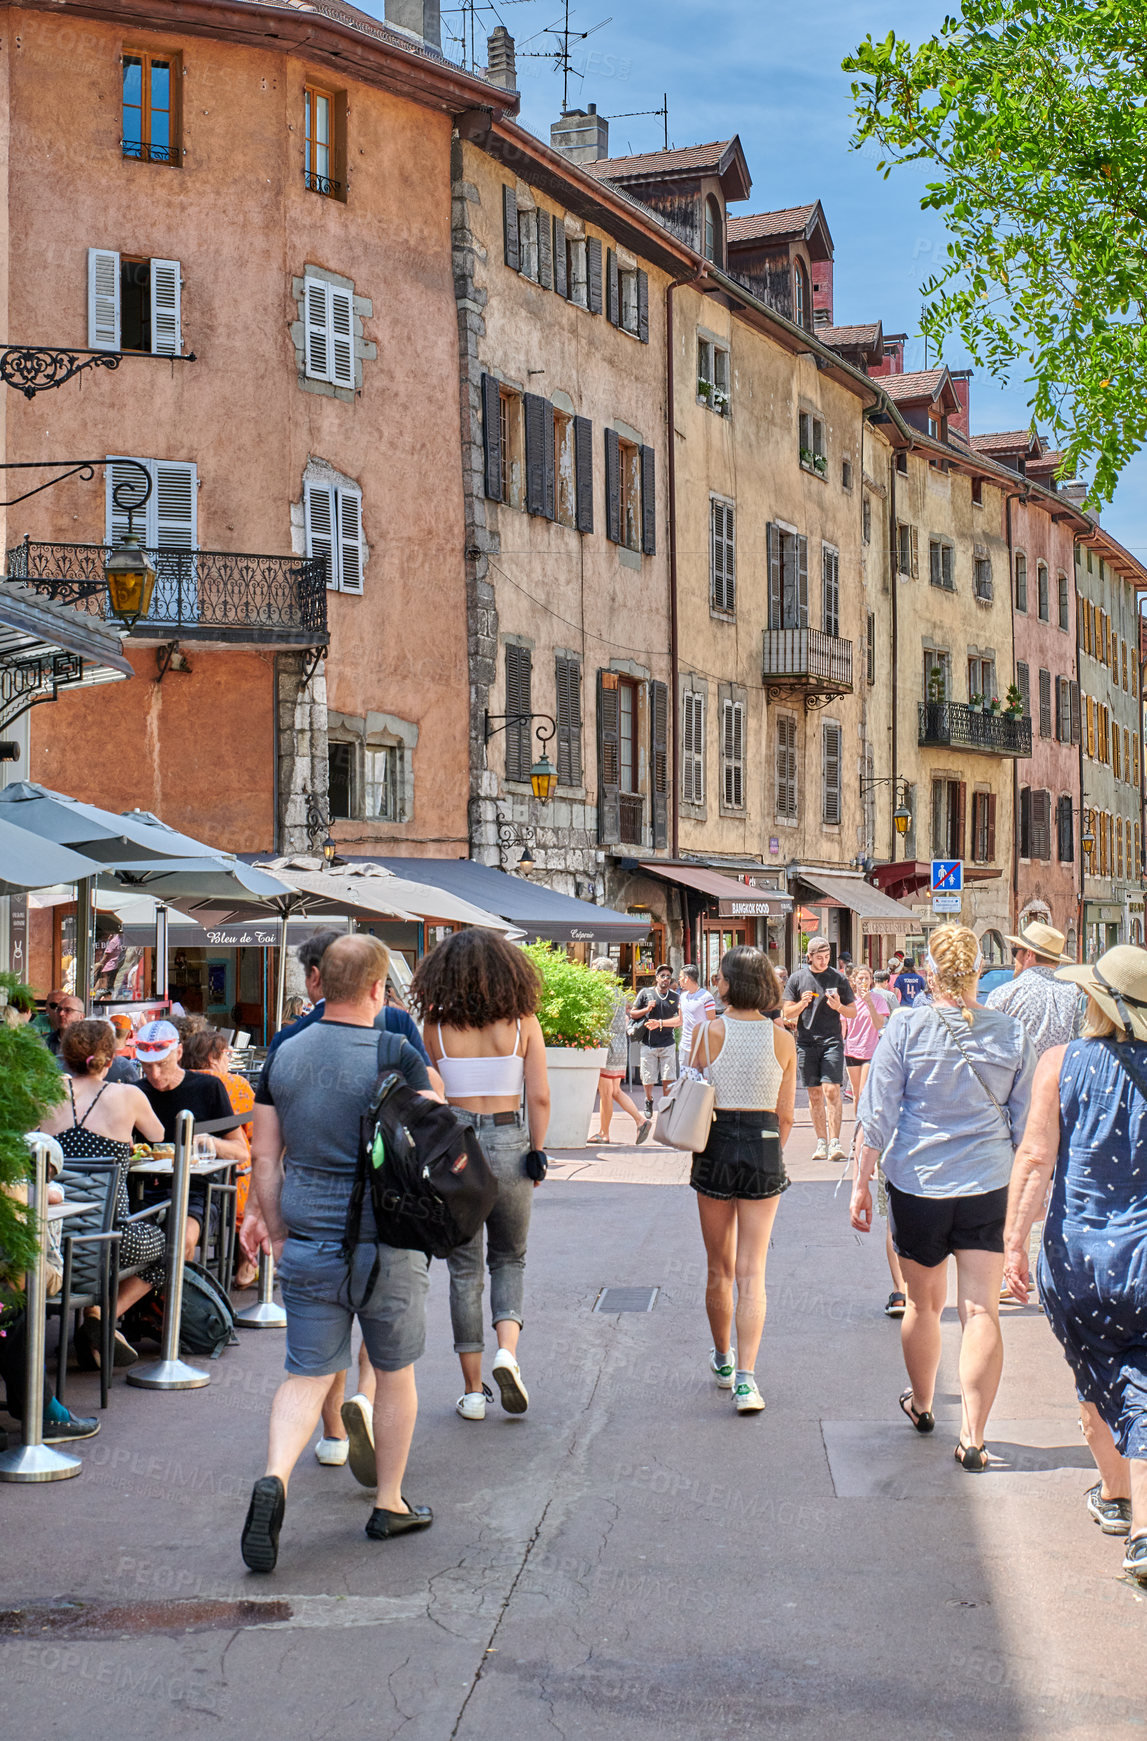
[1003,921,1073,964]
[1057,945,1147,1042]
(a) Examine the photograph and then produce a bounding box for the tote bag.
[654,1026,716,1152]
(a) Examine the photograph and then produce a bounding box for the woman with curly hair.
[852,926,1035,1470]
[411,930,550,1422]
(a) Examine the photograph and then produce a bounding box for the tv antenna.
[519,0,612,113]
[607,94,669,152]
[443,0,536,76]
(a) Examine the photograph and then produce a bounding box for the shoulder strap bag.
[932,1007,1012,1137]
[654,1022,717,1153]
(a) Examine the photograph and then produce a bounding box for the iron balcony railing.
[619,793,644,847]
[304,171,342,197]
[761,627,853,692]
[918,700,1032,758]
[7,540,329,646]
[122,139,181,165]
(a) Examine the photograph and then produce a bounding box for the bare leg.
[1079,1400,1130,1499]
[321,1369,348,1439]
[696,1195,737,1355]
[613,1084,646,1126]
[846,1063,864,1105]
[593,1076,614,1141]
[116,1275,152,1315]
[953,1247,1005,1449]
[356,1339,376,1403]
[371,1365,418,1514]
[265,1374,331,1488]
[822,1085,843,1142]
[732,1195,783,1373]
[885,1224,906,1295]
[1130,1459,1147,1540]
[899,1255,949,1415]
[807,1086,827,1143]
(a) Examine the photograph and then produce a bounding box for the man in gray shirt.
[985,921,1079,1056]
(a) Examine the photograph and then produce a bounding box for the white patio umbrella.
[0,783,222,863]
[0,816,103,897]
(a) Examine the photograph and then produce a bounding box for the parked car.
[978,967,1012,998]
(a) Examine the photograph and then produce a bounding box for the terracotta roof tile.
[970,430,1036,453]
[727,206,816,242]
[817,322,881,348]
[881,368,948,401]
[587,141,738,179]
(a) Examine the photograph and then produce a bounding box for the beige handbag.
[654,1026,717,1152]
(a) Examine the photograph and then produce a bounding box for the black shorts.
[844,1055,868,1069]
[797,1037,844,1088]
[887,1182,1008,1269]
[690,1110,789,1202]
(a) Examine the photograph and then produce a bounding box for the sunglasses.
[46,1000,62,1010]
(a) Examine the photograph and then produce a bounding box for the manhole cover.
[594,1287,659,1313]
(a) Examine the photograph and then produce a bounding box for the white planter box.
[544,1046,607,1149]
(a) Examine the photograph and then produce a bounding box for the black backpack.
[121,1260,237,1360]
[344,1066,500,1271]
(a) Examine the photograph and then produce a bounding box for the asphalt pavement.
[2,1104,1145,1740]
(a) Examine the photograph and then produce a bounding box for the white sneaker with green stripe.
[734,1377,765,1414]
[709,1349,735,1389]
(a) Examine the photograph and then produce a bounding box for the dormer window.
[793,260,810,331]
[703,196,723,266]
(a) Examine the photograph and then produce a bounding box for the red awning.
[870,861,1002,901]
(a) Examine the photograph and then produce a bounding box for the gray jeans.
[447,1113,533,1354]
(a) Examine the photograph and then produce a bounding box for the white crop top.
[436,1021,526,1099]
[703,1017,783,1111]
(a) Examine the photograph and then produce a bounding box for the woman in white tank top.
[687,946,797,1415]
[412,930,550,1423]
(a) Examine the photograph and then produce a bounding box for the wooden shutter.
[505,644,532,782]
[304,278,329,379]
[1055,678,1064,741]
[711,501,735,612]
[986,792,997,861]
[722,700,744,810]
[107,456,152,544]
[797,535,809,628]
[1069,679,1081,743]
[606,248,619,325]
[482,373,503,501]
[149,257,181,356]
[305,481,336,590]
[775,713,797,820]
[154,460,197,617]
[1019,786,1032,858]
[502,185,520,270]
[586,237,603,314]
[597,670,620,843]
[329,286,355,388]
[650,678,668,848]
[910,526,919,578]
[337,489,363,594]
[604,428,621,544]
[556,655,582,788]
[574,415,594,533]
[552,216,568,297]
[88,248,120,350]
[767,523,782,630]
[537,208,553,289]
[955,780,966,859]
[636,269,649,342]
[1039,669,1052,738]
[822,721,842,825]
[641,446,656,555]
[1016,662,1031,716]
[682,691,704,805]
[524,393,549,517]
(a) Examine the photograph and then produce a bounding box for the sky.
[375,0,1146,558]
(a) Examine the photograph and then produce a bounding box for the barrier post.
[235,1249,287,1329]
[127,1110,210,1390]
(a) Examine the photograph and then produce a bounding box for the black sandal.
[899,1389,935,1434]
[884,1292,907,1318]
[954,1440,988,1472]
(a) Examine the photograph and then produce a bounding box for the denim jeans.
[447,1113,533,1353]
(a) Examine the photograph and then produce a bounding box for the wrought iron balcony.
[619,793,644,847]
[918,700,1032,758]
[122,139,181,165]
[304,171,342,197]
[762,627,853,708]
[7,540,328,647]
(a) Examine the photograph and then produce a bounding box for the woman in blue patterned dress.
[1004,945,1147,1586]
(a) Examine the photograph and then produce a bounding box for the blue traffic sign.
[931,859,963,894]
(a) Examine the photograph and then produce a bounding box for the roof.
[727,205,816,242]
[638,862,791,913]
[970,430,1038,454]
[818,322,882,348]
[587,136,752,203]
[0,582,134,720]
[794,870,919,935]
[368,858,651,944]
[880,369,951,403]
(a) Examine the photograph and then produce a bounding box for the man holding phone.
[782,938,855,1162]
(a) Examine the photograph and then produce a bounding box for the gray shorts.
[639,1044,677,1087]
[277,1236,429,1377]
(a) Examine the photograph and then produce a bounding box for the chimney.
[484,26,517,91]
[551,103,609,165]
[384,0,442,51]
[949,369,972,440]
[1060,481,1089,509]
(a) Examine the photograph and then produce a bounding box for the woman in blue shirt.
[851,926,1035,1470]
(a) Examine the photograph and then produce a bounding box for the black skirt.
[690,1109,789,1203]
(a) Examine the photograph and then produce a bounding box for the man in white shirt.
[984,921,1079,1055]
[678,965,716,1066]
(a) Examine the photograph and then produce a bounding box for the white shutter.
[154,462,197,548]
[88,248,120,350]
[329,286,355,388]
[305,482,336,589]
[106,456,152,544]
[150,258,181,356]
[304,278,330,380]
[336,489,364,594]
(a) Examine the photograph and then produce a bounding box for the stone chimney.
[384,0,442,52]
[1059,481,1089,509]
[551,103,609,164]
[484,26,517,91]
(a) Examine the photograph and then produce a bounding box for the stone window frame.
[291,456,369,595]
[290,264,376,402]
[327,708,418,826]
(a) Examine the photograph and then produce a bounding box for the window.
[517,208,539,280]
[697,337,730,415]
[122,49,180,164]
[704,196,723,266]
[555,654,583,787]
[364,744,399,821]
[1055,676,1074,743]
[721,698,745,811]
[793,259,810,331]
[554,410,575,527]
[867,611,876,686]
[798,410,826,476]
[971,476,983,505]
[931,778,965,858]
[896,451,908,476]
[327,742,354,820]
[863,496,872,543]
[1114,727,1122,780]
[88,250,181,354]
[618,676,639,794]
[619,266,640,335]
[821,719,842,825]
[1085,694,1096,758]
[897,522,918,577]
[774,712,798,822]
[766,524,809,630]
[928,538,955,591]
[1038,668,1052,738]
[619,438,641,551]
[1123,639,1130,691]
[973,555,993,601]
[1099,705,1110,765]
[822,545,840,638]
[106,456,197,623]
[305,477,363,594]
[968,657,996,705]
[566,235,588,308]
[1015,660,1030,717]
[1014,552,1028,612]
[925,650,951,701]
[504,643,532,783]
[1037,562,1050,621]
[1030,790,1052,860]
[1125,727,1131,784]
[1118,815,1124,880]
[971,791,996,863]
[303,276,355,388]
[1056,795,1074,863]
[710,497,736,615]
[842,458,853,491]
[682,689,705,806]
[499,386,525,509]
[605,430,655,555]
[1058,572,1070,630]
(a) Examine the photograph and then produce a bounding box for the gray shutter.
[1019,786,1032,858]
[586,237,603,314]
[604,428,621,544]
[636,269,649,343]
[503,185,520,270]
[822,721,842,825]
[537,209,553,289]
[482,373,503,500]
[1055,678,1064,741]
[556,656,582,787]
[641,446,656,555]
[505,644,532,782]
[524,393,548,516]
[543,402,556,520]
[553,216,568,297]
[1039,669,1052,738]
[1070,679,1081,743]
[767,523,782,630]
[650,678,668,849]
[606,249,620,325]
[597,670,621,844]
[1016,661,1031,716]
[574,415,594,533]
[797,534,809,628]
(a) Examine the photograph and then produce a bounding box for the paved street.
[3,1106,1145,1739]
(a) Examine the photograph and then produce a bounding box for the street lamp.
[103,462,156,628]
[484,711,559,806]
[893,799,912,837]
[860,776,913,842]
[499,823,536,875]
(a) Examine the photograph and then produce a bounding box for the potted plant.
[697,377,713,402]
[1004,683,1025,719]
[520,944,614,1148]
[988,694,1002,715]
[928,665,945,703]
[0,972,65,1305]
[969,692,983,710]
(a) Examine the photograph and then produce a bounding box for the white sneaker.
[827,1140,847,1163]
[734,1377,765,1414]
[709,1349,736,1390]
[340,1392,376,1488]
[314,1435,349,1466]
[456,1383,494,1421]
[812,1139,829,1162]
[491,1349,529,1414]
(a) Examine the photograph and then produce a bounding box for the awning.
[638,861,792,919]
[795,870,920,936]
[870,859,1002,902]
[369,857,650,944]
[0,582,133,727]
